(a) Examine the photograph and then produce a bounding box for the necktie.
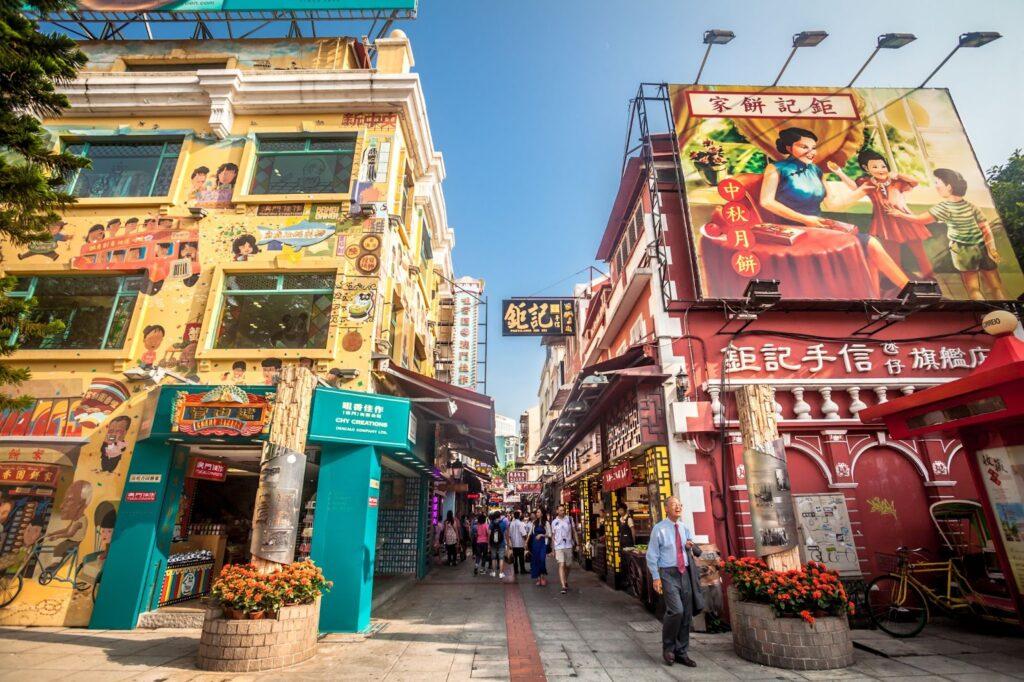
[674,524,687,570]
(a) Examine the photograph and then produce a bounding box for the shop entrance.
[147,445,320,614]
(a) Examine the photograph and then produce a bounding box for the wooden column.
[252,364,317,574]
[735,384,800,572]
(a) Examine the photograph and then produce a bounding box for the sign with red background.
[602,461,634,492]
[186,456,227,482]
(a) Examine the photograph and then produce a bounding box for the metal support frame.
[620,83,700,315]
[32,8,414,42]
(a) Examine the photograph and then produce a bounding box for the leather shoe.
[676,654,697,667]
[662,649,675,666]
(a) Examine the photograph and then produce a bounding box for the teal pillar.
[90,441,184,629]
[312,444,381,633]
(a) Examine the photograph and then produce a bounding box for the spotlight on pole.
[773,31,828,86]
[694,29,735,85]
[921,32,1001,88]
[848,33,917,87]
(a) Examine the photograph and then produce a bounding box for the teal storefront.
[90,384,433,633]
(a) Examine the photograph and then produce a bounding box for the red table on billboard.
[860,311,1024,626]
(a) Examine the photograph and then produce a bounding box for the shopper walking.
[488,511,509,578]
[550,504,577,594]
[646,496,704,668]
[474,513,489,575]
[442,511,460,566]
[508,510,529,575]
[528,509,549,586]
[459,513,471,562]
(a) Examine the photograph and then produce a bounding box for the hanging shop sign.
[507,470,528,484]
[309,388,412,450]
[488,493,503,504]
[975,445,1024,593]
[171,386,272,438]
[515,482,542,494]
[186,456,227,482]
[602,461,634,492]
[744,438,799,556]
[501,298,576,337]
[467,493,480,500]
[669,84,1024,302]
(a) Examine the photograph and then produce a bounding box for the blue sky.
[400,0,1024,421]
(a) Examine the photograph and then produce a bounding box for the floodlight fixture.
[849,33,917,86]
[743,279,781,310]
[921,32,1001,87]
[793,30,829,47]
[773,31,828,86]
[959,31,1001,48]
[898,280,943,307]
[695,29,736,84]
[703,29,735,45]
[878,32,917,49]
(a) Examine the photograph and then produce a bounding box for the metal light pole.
[772,30,828,86]
[695,29,735,85]
[848,33,917,87]
[920,32,1001,88]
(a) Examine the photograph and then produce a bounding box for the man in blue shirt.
[646,496,704,667]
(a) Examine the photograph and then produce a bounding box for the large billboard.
[74,0,415,12]
[669,85,1024,302]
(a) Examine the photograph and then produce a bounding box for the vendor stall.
[860,311,1024,626]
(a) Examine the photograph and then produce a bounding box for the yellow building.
[0,30,486,630]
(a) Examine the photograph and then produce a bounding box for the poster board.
[794,493,861,575]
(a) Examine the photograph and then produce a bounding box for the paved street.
[0,557,1022,681]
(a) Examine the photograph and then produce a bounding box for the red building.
[535,84,1020,603]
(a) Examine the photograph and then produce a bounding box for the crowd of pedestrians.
[434,505,577,590]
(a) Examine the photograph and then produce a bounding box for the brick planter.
[727,586,853,670]
[196,599,320,672]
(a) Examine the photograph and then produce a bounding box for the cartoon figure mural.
[99,416,131,474]
[670,85,1024,302]
[261,358,282,386]
[72,216,201,295]
[18,221,70,261]
[138,325,165,370]
[231,234,260,261]
[192,162,237,208]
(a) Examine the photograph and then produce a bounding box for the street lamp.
[920,32,1001,87]
[848,33,917,86]
[773,31,828,86]
[695,29,735,85]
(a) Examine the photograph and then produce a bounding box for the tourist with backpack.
[474,513,489,575]
[488,511,508,579]
[442,511,460,566]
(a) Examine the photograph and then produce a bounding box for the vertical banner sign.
[743,438,799,556]
[976,445,1024,593]
[502,298,576,336]
[452,277,484,389]
[250,442,307,564]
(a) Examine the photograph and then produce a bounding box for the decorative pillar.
[791,387,811,420]
[819,387,840,420]
[645,445,672,520]
[847,387,867,416]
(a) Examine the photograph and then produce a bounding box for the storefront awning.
[380,363,497,464]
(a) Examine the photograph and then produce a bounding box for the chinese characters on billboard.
[452,278,483,389]
[669,86,1024,302]
[502,298,576,336]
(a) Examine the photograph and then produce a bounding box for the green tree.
[0,0,88,409]
[987,149,1024,263]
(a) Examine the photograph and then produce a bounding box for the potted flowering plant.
[210,559,331,620]
[720,557,855,670]
[689,139,726,186]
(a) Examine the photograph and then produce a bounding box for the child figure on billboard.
[887,168,1006,300]
[827,150,935,279]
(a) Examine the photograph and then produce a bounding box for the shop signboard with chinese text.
[669,85,1024,302]
[515,482,542,494]
[186,456,227,482]
[502,298,576,336]
[507,469,528,484]
[309,388,412,451]
[452,278,483,389]
[744,439,799,556]
[564,430,602,483]
[602,461,634,492]
[975,445,1024,594]
[715,338,989,381]
[171,386,272,438]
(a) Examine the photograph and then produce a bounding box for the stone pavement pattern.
[0,556,1021,681]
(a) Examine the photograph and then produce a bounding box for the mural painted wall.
[0,94,442,625]
[669,85,1024,302]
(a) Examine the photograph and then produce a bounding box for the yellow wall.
[0,66,442,625]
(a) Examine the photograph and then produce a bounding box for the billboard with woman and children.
[669,85,1023,302]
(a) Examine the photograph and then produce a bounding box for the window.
[613,204,645,275]
[7,275,142,350]
[66,140,181,198]
[250,136,356,195]
[213,273,334,349]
